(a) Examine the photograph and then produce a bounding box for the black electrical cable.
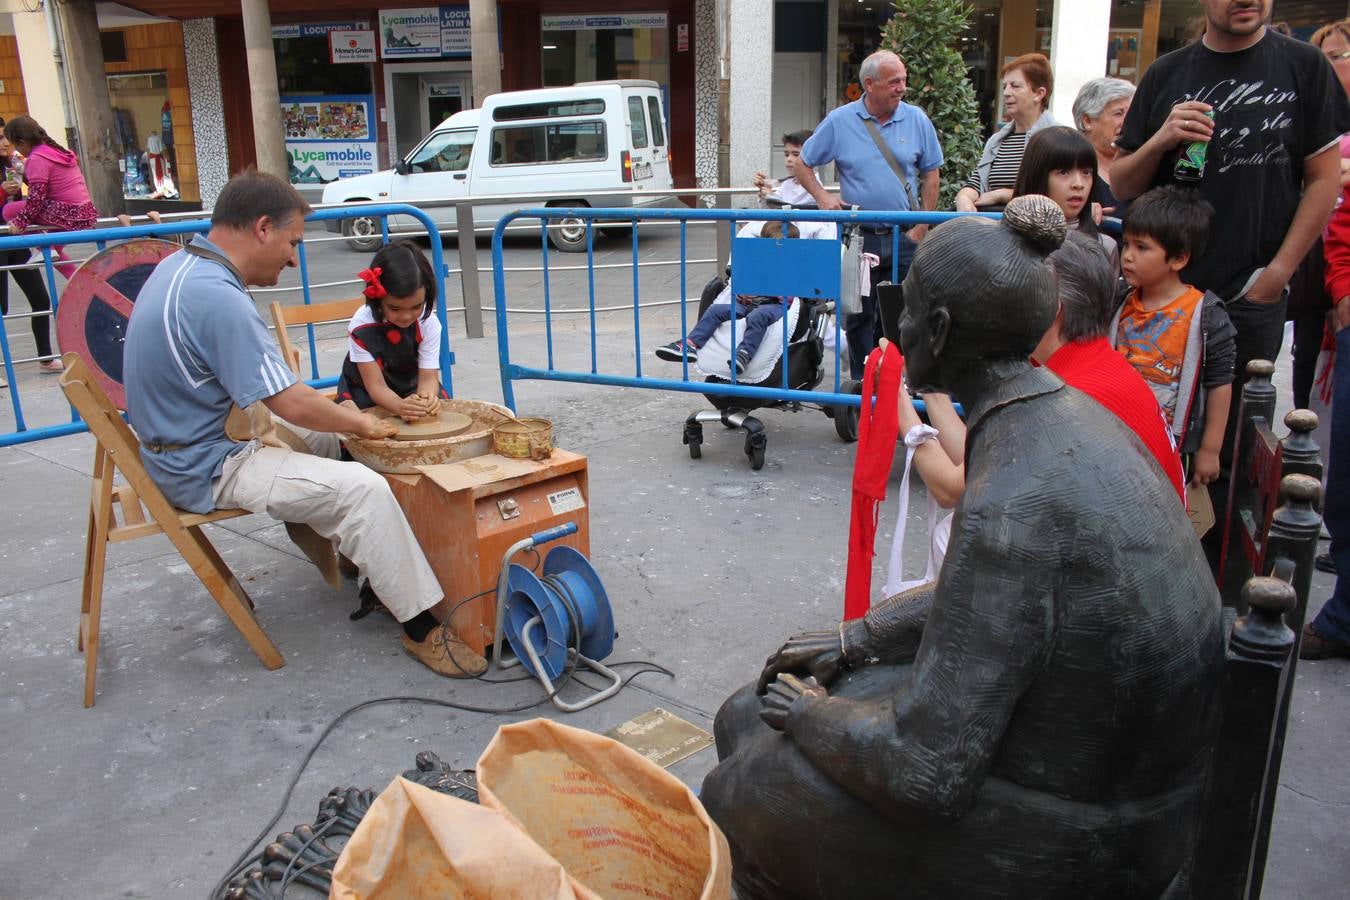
[212,560,675,898]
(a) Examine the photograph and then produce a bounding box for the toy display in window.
[143,134,177,200]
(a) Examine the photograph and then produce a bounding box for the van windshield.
[407,130,474,173]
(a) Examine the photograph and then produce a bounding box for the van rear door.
[622,88,672,192]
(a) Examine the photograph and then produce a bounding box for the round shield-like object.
[56,239,181,409]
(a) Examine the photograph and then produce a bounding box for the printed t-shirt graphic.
[1115,286,1204,428]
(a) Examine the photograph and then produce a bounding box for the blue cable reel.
[491,524,622,711]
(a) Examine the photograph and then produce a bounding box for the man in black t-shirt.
[1112,0,1349,476]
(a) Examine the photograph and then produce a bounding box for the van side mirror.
[395,160,410,176]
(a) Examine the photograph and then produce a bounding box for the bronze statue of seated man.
[700,196,1224,900]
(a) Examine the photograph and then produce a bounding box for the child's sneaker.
[732,348,751,376]
[655,339,698,362]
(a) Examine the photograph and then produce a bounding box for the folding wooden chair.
[58,352,284,707]
[269,297,364,379]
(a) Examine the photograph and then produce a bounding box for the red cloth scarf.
[844,342,904,620]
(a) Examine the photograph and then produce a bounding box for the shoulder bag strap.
[862,117,919,211]
[184,242,251,295]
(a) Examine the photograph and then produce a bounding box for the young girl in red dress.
[335,240,446,419]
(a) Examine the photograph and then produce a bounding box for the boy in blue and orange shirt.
[1111,186,1237,486]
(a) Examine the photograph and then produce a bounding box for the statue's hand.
[756,630,845,695]
[759,674,827,731]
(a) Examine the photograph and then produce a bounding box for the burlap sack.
[330,719,731,899]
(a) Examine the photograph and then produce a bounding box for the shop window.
[490,123,607,165]
[647,96,665,147]
[100,31,128,64]
[274,35,373,95]
[407,129,474,174]
[628,97,649,149]
[107,71,178,200]
[540,20,670,90]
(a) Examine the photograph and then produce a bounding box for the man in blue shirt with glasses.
[794,50,944,377]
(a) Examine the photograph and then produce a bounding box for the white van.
[322,80,674,252]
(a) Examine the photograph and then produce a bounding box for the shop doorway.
[384,62,473,166]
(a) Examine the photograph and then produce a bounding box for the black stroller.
[681,259,863,471]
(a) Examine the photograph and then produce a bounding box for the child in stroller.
[654,220,800,375]
[658,216,862,469]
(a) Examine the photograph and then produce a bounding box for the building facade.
[0,0,1345,211]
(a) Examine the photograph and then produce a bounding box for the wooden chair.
[269,297,364,379]
[58,352,284,707]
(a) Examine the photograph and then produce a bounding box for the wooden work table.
[383,449,590,656]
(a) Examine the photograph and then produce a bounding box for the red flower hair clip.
[358,266,386,300]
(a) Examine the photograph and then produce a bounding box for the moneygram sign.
[329,30,377,64]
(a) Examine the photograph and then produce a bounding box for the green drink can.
[1173,110,1214,182]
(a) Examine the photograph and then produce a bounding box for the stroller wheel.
[684,420,703,459]
[833,379,863,442]
[745,433,767,471]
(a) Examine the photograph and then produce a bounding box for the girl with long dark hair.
[1,115,97,281]
[0,120,59,375]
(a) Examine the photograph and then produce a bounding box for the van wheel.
[546,202,591,253]
[342,212,384,252]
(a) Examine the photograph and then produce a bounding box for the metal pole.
[455,202,485,338]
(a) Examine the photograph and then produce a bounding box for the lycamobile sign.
[380,7,442,57]
[378,6,470,58]
[281,95,378,185]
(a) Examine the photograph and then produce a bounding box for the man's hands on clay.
[759,673,827,731]
[756,630,846,695]
[359,414,399,440]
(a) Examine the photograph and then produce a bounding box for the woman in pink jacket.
[1,116,97,279]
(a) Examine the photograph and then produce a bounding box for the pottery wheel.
[381,409,474,441]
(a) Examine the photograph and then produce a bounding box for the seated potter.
[700,195,1224,900]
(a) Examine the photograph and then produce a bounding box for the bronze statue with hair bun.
[701,195,1224,899]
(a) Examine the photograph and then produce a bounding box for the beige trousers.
[212,424,442,622]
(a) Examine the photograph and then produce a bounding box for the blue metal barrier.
[492,207,995,412]
[0,203,453,447]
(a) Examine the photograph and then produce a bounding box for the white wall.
[1049,0,1112,126]
[7,8,68,136]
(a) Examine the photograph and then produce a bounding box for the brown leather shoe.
[402,626,487,677]
[1300,623,1350,661]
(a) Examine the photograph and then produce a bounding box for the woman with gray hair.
[1072,77,1135,212]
